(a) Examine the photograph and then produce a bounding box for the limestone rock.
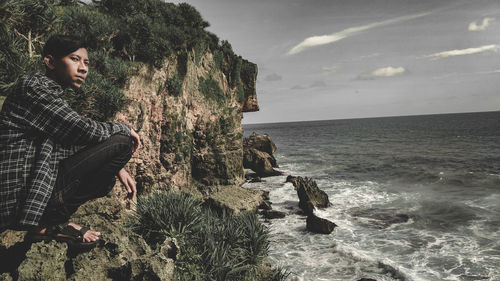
[111,238,175,281]
[262,210,286,219]
[204,185,267,214]
[160,238,180,261]
[244,133,277,159]
[0,273,12,281]
[17,241,68,281]
[115,48,257,193]
[243,148,282,177]
[258,200,272,210]
[241,63,259,112]
[287,176,331,215]
[243,133,282,177]
[1,195,175,281]
[306,214,337,234]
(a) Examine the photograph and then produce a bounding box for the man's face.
[51,48,89,88]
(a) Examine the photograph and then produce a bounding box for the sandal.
[27,223,99,250]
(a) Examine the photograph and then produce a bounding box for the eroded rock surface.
[306,214,337,234]
[243,133,281,177]
[0,194,174,281]
[203,185,267,214]
[286,176,331,215]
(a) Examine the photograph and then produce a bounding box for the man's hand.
[118,168,136,201]
[130,129,141,154]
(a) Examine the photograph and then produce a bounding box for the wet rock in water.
[350,208,409,229]
[258,200,273,210]
[357,278,377,281]
[243,148,282,177]
[244,133,278,164]
[243,133,281,177]
[249,176,263,183]
[17,241,68,281]
[262,210,286,219]
[287,176,331,215]
[306,213,337,234]
[285,175,296,183]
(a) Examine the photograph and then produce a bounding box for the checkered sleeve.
[20,78,130,145]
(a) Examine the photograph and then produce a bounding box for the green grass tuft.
[128,190,287,281]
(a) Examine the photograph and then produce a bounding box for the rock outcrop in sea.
[286,175,331,215]
[243,133,282,177]
[306,213,337,234]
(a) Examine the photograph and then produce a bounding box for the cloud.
[468,18,494,31]
[322,64,341,74]
[286,11,432,55]
[426,44,500,59]
[264,73,283,82]
[358,66,406,80]
[291,80,327,90]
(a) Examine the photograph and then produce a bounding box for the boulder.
[287,176,331,215]
[244,133,277,159]
[17,241,68,281]
[110,238,176,281]
[203,185,267,214]
[243,133,281,177]
[306,214,337,234]
[261,210,286,219]
[243,148,282,177]
[249,176,263,183]
[2,194,175,281]
[258,200,272,210]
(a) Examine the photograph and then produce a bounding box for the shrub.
[165,74,183,97]
[198,76,225,106]
[128,190,286,281]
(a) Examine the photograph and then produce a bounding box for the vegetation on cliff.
[129,190,288,281]
[0,0,255,120]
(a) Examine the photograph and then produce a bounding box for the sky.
[170,0,500,124]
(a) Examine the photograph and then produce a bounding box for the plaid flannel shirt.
[0,73,130,229]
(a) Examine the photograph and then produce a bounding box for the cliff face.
[0,49,260,281]
[115,49,258,193]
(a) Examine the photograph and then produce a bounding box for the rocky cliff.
[115,48,258,193]
[0,43,262,281]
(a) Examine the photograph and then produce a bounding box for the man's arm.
[19,78,130,144]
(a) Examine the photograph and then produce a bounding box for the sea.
[242,111,500,281]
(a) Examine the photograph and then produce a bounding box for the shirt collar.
[35,73,64,94]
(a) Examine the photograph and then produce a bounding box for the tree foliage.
[0,0,247,120]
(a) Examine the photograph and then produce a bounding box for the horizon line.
[242,109,500,126]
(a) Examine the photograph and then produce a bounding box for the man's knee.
[108,134,133,160]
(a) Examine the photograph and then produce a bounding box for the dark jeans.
[40,134,133,226]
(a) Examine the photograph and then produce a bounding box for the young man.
[0,35,140,248]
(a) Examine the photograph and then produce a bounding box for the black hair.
[42,34,88,59]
